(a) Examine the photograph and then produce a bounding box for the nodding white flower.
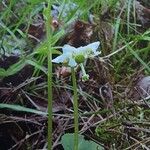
[52,41,100,67]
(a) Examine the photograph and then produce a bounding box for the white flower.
[52,41,100,67]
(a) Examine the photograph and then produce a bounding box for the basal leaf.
[61,133,104,150]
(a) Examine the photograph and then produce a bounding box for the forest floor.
[0,0,150,150]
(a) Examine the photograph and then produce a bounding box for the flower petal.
[52,54,67,63]
[76,41,100,56]
[76,46,85,53]
[86,41,100,52]
[62,44,77,54]
[52,41,101,67]
[68,58,77,67]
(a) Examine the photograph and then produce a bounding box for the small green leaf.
[26,59,47,74]
[0,68,6,77]
[34,40,61,55]
[51,29,65,45]
[141,36,150,41]
[0,59,26,78]
[0,104,47,116]
[6,59,26,76]
[61,133,104,150]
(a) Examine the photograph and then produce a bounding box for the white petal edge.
[52,54,67,63]
[76,41,100,54]
[86,41,100,52]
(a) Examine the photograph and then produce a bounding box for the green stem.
[71,68,79,150]
[46,1,52,150]
[80,63,89,81]
[80,63,86,75]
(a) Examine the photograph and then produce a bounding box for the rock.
[135,1,150,28]
[130,76,150,100]
[136,76,150,98]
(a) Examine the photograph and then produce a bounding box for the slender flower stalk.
[71,67,79,150]
[80,63,89,81]
[45,1,53,150]
[52,41,100,150]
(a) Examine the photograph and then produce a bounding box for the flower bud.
[82,74,89,81]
